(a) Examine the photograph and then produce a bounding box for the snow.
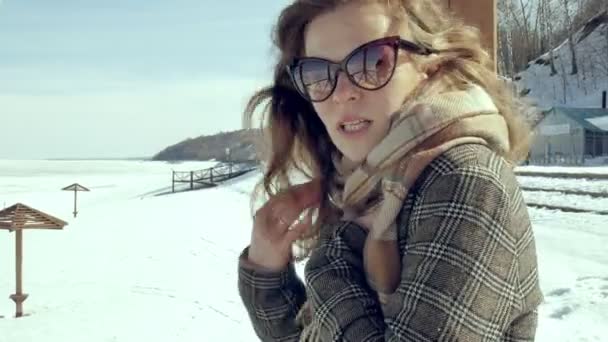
[517,176,608,193]
[530,208,608,342]
[517,165,608,175]
[1,160,607,342]
[586,115,608,131]
[514,14,608,109]
[523,190,608,213]
[0,160,257,341]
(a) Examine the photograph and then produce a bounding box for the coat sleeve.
[237,224,385,342]
[237,247,306,342]
[305,166,526,341]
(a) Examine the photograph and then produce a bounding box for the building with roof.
[529,107,608,165]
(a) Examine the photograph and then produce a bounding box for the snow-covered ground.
[517,165,608,176]
[514,11,608,109]
[523,190,608,213]
[0,160,607,342]
[517,175,608,193]
[516,165,608,175]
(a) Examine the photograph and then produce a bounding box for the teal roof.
[550,107,608,132]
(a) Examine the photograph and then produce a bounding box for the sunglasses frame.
[286,35,435,103]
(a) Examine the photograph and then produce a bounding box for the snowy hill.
[152,129,258,163]
[514,10,608,109]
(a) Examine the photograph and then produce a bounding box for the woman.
[237,0,544,341]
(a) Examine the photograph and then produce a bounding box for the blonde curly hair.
[243,0,532,258]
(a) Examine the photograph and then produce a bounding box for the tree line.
[498,0,607,78]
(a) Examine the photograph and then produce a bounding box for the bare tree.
[561,0,579,74]
[514,0,534,62]
[497,0,516,77]
[598,20,608,77]
[539,0,559,75]
[505,0,525,70]
[498,0,602,76]
[559,57,568,103]
[604,1,608,73]
[575,0,607,27]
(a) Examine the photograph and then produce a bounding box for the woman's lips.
[338,119,372,137]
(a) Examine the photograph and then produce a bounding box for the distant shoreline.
[0,157,151,161]
[45,157,151,161]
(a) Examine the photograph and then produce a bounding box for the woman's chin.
[339,149,368,164]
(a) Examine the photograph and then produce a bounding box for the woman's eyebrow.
[303,37,375,61]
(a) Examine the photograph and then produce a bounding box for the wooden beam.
[443,0,497,71]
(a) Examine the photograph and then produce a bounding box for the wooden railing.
[171,162,257,193]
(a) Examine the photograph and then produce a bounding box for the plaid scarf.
[299,84,511,341]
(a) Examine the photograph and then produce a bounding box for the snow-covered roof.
[586,115,608,131]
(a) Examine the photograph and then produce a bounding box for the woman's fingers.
[248,181,321,271]
[284,207,314,243]
[264,180,321,232]
[280,180,321,211]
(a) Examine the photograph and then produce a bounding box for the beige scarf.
[298,84,511,341]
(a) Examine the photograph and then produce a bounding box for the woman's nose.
[331,71,361,104]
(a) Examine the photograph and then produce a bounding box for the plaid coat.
[238,144,544,341]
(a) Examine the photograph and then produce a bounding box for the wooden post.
[73,189,78,218]
[10,228,28,318]
[226,148,232,177]
[172,171,175,193]
[210,169,214,183]
[190,171,194,190]
[445,0,497,71]
[16,229,23,302]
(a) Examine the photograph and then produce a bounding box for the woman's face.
[304,2,427,163]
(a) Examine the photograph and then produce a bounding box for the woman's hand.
[248,180,321,271]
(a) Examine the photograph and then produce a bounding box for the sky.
[0,0,290,159]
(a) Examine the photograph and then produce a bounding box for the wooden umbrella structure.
[0,203,67,318]
[61,183,90,218]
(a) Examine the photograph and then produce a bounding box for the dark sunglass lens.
[346,42,396,90]
[296,60,334,101]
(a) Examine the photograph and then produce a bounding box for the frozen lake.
[0,160,607,342]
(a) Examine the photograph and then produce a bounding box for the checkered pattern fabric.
[238,144,544,341]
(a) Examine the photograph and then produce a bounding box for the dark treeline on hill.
[152,129,259,162]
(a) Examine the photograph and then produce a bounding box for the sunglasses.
[287,36,434,103]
